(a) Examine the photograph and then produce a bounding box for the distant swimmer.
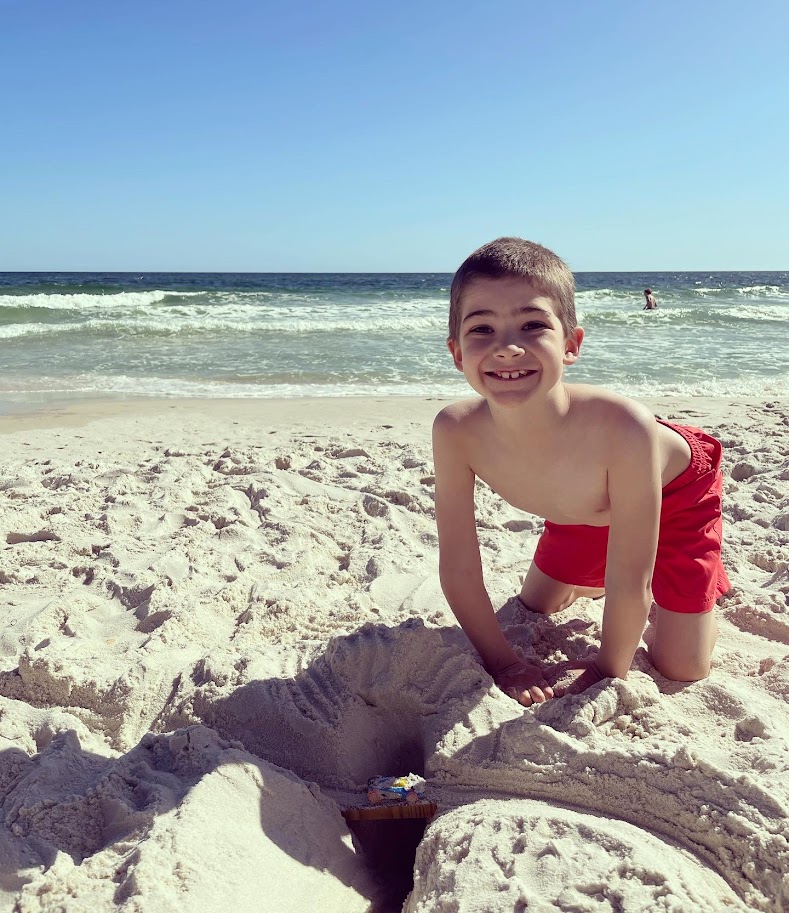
[643,288,658,310]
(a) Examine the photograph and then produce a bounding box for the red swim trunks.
[532,422,731,614]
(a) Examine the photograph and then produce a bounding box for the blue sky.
[2,0,787,271]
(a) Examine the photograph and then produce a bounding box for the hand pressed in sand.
[492,657,554,706]
[547,658,607,697]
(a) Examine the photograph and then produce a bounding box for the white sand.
[0,395,787,913]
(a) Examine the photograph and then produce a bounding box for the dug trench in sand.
[0,396,787,913]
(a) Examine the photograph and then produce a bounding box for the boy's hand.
[547,659,608,697]
[491,659,554,707]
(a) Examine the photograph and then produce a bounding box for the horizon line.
[1,268,787,275]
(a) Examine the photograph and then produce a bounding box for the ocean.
[1,271,787,404]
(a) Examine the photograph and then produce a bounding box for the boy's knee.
[651,607,716,683]
[516,594,564,616]
[651,651,711,683]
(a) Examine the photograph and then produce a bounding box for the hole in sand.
[347,817,428,913]
[343,725,430,913]
[161,623,487,908]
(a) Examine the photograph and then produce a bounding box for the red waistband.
[656,420,719,493]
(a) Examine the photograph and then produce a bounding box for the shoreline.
[1,393,785,436]
[0,395,456,435]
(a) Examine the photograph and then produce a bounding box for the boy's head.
[449,237,577,342]
[644,288,652,295]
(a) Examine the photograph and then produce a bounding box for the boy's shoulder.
[432,388,657,448]
[568,384,657,435]
[433,397,488,433]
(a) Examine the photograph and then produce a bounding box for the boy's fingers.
[528,685,550,704]
[504,686,533,706]
[505,686,530,706]
[500,677,555,706]
[505,683,556,706]
[537,684,555,702]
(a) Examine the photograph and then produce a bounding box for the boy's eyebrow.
[461,305,552,323]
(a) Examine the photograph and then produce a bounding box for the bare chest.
[470,443,611,526]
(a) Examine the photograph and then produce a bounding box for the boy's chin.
[489,393,533,408]
[483,387,536,407]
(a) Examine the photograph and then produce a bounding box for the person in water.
[643,288,658,309]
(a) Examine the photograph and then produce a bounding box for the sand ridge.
[0,397,787,912]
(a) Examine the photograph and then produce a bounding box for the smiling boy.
[433,237,730,706]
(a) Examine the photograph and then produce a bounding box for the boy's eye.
[466,321,548,335]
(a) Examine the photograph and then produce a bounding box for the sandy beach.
[1,395,787,913]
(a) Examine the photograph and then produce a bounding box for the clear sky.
[2,0,787,271]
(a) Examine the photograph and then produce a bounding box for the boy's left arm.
[552,408,661,693]
[596,410,661,678]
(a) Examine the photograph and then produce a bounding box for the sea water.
[1,271,787,403]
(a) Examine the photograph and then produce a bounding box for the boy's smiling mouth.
[485,369,536,380]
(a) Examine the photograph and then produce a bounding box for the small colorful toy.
[341,773,436,821]
[366,773,426,805]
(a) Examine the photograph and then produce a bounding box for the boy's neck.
[485,383,573,439]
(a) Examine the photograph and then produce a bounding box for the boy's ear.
[563,326,584,366]
[447,337,464,372]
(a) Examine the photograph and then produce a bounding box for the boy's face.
[447,277,583,407]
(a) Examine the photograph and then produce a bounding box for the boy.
[433,238,730,707]
[643,288,658,310]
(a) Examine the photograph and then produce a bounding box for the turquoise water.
[1,271,787,401]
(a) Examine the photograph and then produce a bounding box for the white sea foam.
[0,323,75,339]
[578,307,697,325]
[607,375,789,399]
[0,312,448,339]
[0,373,468,399]
[1,371,786,401]
[575,289,635,304]
[0,290,202,312]
[717,304,789,321]
[578,304,789,325]
[736,284,789,297]
[691,285,789,300]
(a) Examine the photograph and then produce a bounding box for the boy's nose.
[495,342,526,357]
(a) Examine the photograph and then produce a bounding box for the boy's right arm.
[432,410,552,705]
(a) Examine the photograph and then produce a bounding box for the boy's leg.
[526,522,608,614]
[518,563,605,615]
[649,605,717,681]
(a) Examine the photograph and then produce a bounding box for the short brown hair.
[448,237,576,340]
